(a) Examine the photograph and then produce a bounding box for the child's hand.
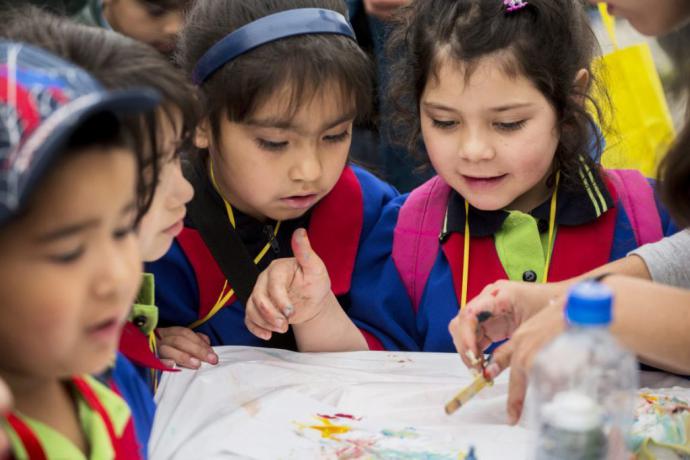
[245,228,331,341]
[448,280,536,374]
[157,327,219,369]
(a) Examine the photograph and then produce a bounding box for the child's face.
[137,109,194,261]
[195,83,354,222]
[420,54,559,212]
[591,1,690,36]
[0,147,141,380]
[103,0,184,54]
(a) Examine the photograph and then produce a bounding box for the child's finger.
[244,315,273,341]
[266,260,296,318]
[197,332,211,345]
[246,295,288,333]
[157,328,214,364]
[291,228,325,279]
[158,343,202,369]
[449,314,479,369]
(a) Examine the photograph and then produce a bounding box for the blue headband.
[192,8,356,85]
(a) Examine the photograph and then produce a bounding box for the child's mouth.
[462,174,508,189]
[281,194,319,210]
[86,317,123,343]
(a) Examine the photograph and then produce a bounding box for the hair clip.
[503,0,528,12]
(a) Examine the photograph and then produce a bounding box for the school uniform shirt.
[4,375,142,460]
[347,166,678,352]
[146,154,398,348]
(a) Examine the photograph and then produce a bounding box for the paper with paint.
[631,387,690,459]
[150,347,529,459]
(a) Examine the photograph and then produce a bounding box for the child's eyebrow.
[35,202,136,243]
[35,220,99,243]
[246,111,357,133]
[489,102,533,112]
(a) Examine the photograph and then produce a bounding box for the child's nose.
[92,241,138,302]
[290,147,323,183]
[459,129,495,162]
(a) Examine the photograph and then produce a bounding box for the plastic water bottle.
[528,281,639,459]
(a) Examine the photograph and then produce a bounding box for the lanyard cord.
[188,160,281,330]
[460,172,560,308]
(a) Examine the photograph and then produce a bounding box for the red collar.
[308,166,363,295]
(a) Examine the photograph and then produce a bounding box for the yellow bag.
[592,4,675,178]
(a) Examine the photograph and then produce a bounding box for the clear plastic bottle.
[528,281,639,460]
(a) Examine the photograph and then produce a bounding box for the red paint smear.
[316,413,362,421]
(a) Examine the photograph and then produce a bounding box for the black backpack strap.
[183,157,297,350]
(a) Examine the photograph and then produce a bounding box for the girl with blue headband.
[148,0,398,366]
[246,0,680,355]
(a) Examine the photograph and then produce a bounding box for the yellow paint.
[303,417,352,439]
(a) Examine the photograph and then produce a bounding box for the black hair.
[177,0,374,143]
[0,6,199,222]
[387,0,609,191]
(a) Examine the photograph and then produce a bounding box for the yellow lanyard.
[188,160,282,330]
[460,172,560,308]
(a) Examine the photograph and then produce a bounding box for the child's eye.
[495,120,527,132]
[256,138,289,151]
[48,246,85,264]
[323,130,351,144]
[143,2,167,17]
[113,225,136,241]
[432,119,458,130]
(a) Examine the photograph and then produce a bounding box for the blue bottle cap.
[565,281,613,326]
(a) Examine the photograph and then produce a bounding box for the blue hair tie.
[192,8,356,85]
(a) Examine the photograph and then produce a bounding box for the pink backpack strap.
[606,169,663,246]
[392,176,452,311]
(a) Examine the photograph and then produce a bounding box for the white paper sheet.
[150,347,531,459]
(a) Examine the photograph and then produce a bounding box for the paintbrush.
[444,358,493,415]
[445,311,495,415]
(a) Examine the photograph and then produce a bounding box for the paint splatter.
[381,428,419,439]
[318,413,362,421]
[301,417,352,440]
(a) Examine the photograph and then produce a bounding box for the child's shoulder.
[348,163,398,197]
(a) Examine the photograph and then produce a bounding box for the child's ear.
[194,118,211,150]
[572,69,590,105]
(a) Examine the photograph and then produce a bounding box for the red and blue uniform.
[146,155,398,348]
[347,167,678,352]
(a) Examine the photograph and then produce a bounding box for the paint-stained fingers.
[246,295,288,334]
[484,339,514,381]
[265,259,296,318]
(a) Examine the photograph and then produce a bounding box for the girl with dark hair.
[247,0,679,354]
[0,41,158,460]
[147,0,398,363]
[451,0,690,425]
[0,9,199,456]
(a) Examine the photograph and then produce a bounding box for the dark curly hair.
[387,0,610,191]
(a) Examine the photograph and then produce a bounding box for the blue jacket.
[147,164,398,347]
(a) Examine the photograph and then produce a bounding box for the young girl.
[247,0,677,352]
[74,0,191,55]
[146,0,398,366]
[0,40,158,460]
